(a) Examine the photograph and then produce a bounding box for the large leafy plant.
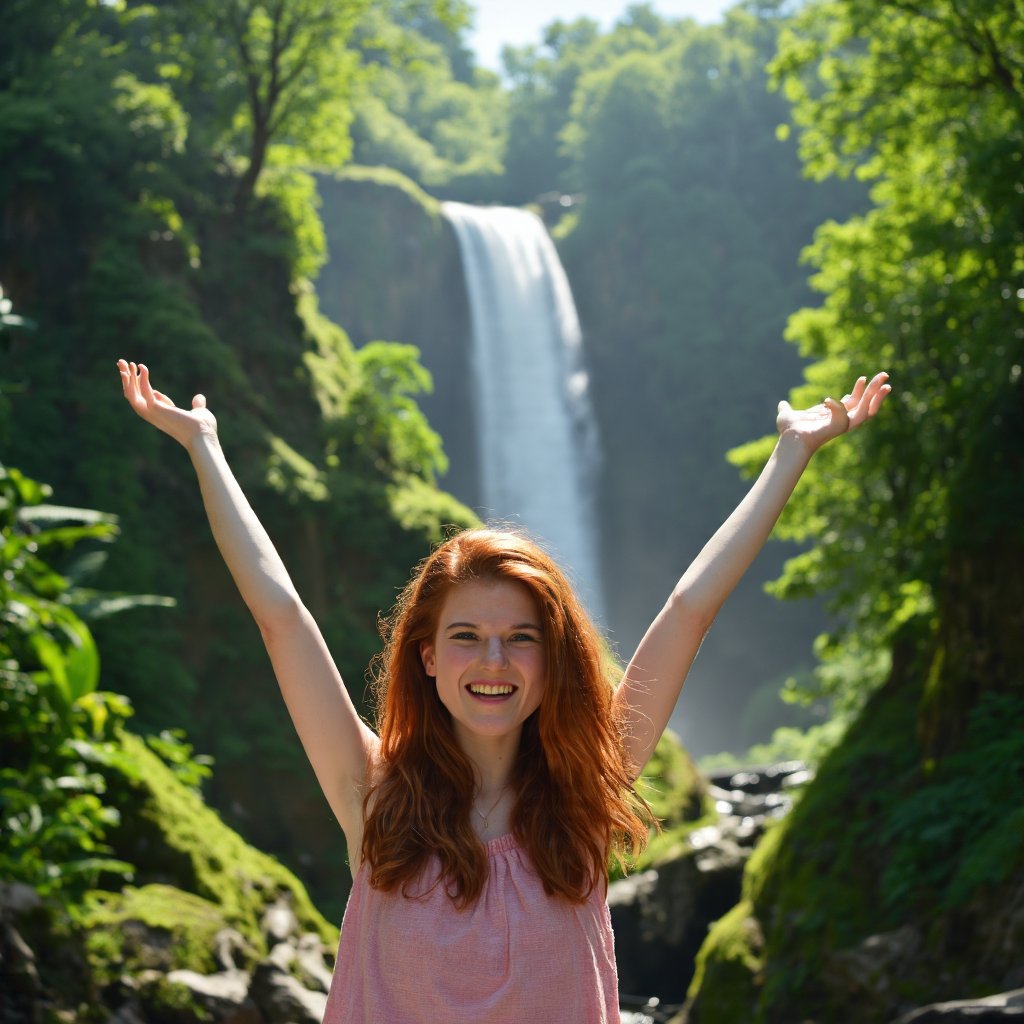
[0,462,178,899]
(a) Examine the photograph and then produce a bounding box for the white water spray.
[442,202,605,622]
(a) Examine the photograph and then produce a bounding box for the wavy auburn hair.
[361,527,653,907]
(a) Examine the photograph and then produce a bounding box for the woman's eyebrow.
[443,621,543,631]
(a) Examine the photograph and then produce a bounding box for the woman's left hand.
[776,371,891,453]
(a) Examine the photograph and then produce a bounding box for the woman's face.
[420,578,547,748]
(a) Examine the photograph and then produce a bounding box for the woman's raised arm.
[117,360,378,851]
[614,372,891,776]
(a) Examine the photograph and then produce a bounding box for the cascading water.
[442,201,605,622]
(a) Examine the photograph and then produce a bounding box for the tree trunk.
[233,117,270,215]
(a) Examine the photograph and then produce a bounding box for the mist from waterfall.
[442,201,605,623]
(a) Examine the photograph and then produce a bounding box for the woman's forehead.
[438,578,541,626]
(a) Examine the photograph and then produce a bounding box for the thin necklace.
[474,789,506,831]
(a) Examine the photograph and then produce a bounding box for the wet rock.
[249,960,328,1023]
[214,927,257,972]
[612,761,807,1005]
[706,761,809,796]
[1,922,40,992]
[267,941,296,971]
[892,988,1024,1022]
[610,846,742,1005]
[261,894,299,945]
[0,882,43,917]
[108,1001,149,1024]
[294,932,334,993]
[163,969,262,1024]
[0,882,96,1023]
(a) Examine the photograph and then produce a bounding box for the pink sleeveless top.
[323,833,619,1023]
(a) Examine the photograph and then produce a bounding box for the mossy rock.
[100,732,337,952]
[687,679,1024,1023]
[682,899,764,1024]
[82,884,229,985]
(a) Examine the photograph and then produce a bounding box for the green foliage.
[135,0,368,211]
[879,693,1024,912]
[146,729,215,794]
[349,1,506,195]
[725,0,1024,731]
[500,17,601,201]
[699,716,848,774]
[1,0,482,919]
[691,5,1024,986]
[541,5,865,747]
[0,463,135,898]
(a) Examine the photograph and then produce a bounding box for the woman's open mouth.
[466,682,517,701]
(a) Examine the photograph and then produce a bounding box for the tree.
[733,0,1024,754]
[170,0,368,213]
[346,1,505,197]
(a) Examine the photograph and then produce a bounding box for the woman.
[117,359,890,1022]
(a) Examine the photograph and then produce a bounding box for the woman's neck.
[455,725,521,798]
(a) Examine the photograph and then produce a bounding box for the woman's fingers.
[192,394,207,410]
[118,360,166,416]
[128,361,142,405]
[869,380,891,416]
[848,372,890,427]
[139,364,157,406]
[843,376,867,412]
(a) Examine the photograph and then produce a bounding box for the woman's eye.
[450,631,477,641]
[510,633,540,643]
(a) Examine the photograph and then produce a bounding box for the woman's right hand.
[117,359,217,450]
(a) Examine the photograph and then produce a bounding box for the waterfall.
[442,201,605,622]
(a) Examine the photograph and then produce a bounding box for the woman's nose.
[483,636,508,667]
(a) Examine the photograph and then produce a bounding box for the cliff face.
[316,167,479,504]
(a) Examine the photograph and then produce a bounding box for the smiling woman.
[361,528,646,921]
[116,358,889,1022]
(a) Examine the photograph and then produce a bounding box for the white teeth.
[469,683,515,696]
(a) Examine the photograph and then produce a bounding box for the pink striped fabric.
[323,832,619,1023]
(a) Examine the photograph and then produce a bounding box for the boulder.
[824,924,922,1017]
[249,960,328,1023]
[610,843,742,1004]
[294,932,335,993]
[214,927,258,972]
[0,882,96,1022]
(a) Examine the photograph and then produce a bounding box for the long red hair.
[361,527,652,906]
